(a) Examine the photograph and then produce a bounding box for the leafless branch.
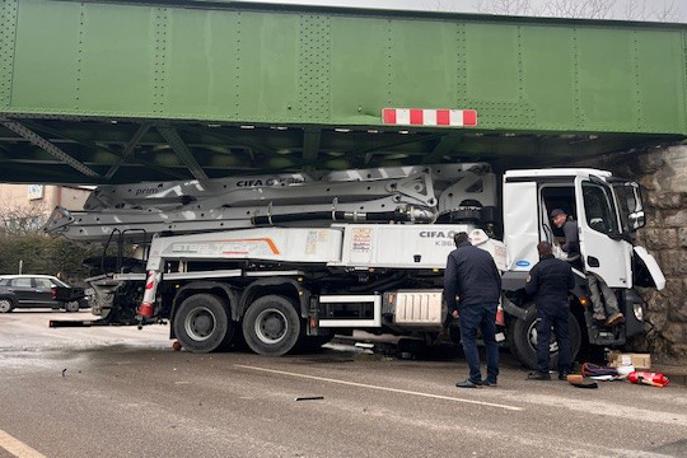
[542,0,617,19]
[0,204,49,236]
[475,0,532,15]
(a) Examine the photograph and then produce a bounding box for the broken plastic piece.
[295,396,324,401]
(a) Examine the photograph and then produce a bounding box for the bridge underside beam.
[0,119,679,184]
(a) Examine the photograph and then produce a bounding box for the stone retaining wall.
[577,145,687,357]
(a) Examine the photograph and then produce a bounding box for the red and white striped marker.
[138,270,160,318]
[382,108,478,127]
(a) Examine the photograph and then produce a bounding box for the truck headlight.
[633,302,644,321]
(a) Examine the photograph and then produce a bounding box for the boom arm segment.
[46,163,497,242]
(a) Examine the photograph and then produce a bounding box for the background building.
[0,184,90,213]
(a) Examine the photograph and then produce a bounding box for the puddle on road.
[0,340,171,371]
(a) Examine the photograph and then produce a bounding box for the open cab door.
[574,175,633,288]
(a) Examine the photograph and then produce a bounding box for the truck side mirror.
[629,211,646,230]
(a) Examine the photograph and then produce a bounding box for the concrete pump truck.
[46,162,664,369]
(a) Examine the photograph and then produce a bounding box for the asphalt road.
[1,311,686,458]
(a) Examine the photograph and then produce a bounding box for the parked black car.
[0,275,88,313]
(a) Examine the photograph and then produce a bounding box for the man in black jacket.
[525,241,576,381]
[444,232,502,388]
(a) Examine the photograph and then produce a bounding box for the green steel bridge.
[0,0,686,183]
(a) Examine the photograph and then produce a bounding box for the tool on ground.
[566,374,599,389]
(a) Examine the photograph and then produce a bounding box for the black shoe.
[527,372,551,381]
[558,372,571,381]
[482,379,498,387]
[455,379,482,389]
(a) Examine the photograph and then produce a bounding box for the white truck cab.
[503,168,663,289]
[501,169,664,366]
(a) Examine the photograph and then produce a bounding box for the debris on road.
[172,340,182,352]
[295,396,325,401]
[628,371,670,388]
[566,375,598,389]
[608,352,651,370]
[61,368,67,377]
[581,363,622,381]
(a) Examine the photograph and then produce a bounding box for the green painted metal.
[1,0,686,135]
[0,0,686,184]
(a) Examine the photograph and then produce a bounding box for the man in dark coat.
[444,232,502,388]
[525,241,576,381]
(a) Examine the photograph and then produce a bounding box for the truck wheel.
[242,295,301,356]
[65,301,80,313]
[0,299,13,313]
[173,294,235,353]
[509,304,581,370]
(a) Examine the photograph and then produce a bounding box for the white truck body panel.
[147,224,507,272]
[331,224,507,270]
[503,181,539,271]
[504,168,612,179]
[147,227,343,269]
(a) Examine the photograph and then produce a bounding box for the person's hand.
[451,310,460,319]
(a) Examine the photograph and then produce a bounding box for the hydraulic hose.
[251,208,434,226]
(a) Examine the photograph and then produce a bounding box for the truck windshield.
[582,182,620,235]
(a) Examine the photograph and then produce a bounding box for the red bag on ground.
[627,371,670,388]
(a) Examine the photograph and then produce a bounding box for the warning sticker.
[351,228,373,252]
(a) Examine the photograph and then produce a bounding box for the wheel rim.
[0,300,11,312]
[527,318,559,354]
[254,308,288,345]
[67,301,79,312]
[184,306,217,342]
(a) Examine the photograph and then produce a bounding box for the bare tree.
[541,0,616,19]
[0,204,48,236]
[422,0,451,11]
[475,0,532,15]
[625,0,679,21]
[473,0,680,21]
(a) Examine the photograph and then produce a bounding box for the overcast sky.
[245,0,685,23]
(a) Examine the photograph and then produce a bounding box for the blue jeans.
[459,303,499,384]
[536,305,571,375]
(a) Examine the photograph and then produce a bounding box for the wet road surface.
[1,311,686,457]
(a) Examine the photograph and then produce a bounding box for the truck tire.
[242,295,301,356]
[173,294,235,353]
[509,304,581,370]
[0,298,13,313]
[65,301,80,313]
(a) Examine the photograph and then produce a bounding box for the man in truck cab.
[525,241,575,381]
[550,209,624,327]
[444,232,502,389]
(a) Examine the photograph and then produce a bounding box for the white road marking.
[0,428,46,458]
[235,364,524,412]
